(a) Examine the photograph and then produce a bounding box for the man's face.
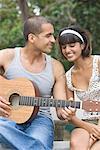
[34,23,55,53]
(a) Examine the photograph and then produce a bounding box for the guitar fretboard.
[19,96,81,108]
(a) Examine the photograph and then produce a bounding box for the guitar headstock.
[82,100,100,112]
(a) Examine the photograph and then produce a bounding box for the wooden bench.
[53,141,70,150]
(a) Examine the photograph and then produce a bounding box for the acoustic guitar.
[0,75,100,124]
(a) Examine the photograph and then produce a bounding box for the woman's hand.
[89,136,97,148]
[56,106,76,121]
[86,123,100,140]
[0,96,11,117]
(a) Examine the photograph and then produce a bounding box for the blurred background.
[0,0,100,70]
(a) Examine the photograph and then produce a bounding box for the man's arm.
[52,59,75,121]
[0,48,14,117]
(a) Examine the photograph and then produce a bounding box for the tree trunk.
[17,0,29,22]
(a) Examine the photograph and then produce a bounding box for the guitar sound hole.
[9,93,20,107]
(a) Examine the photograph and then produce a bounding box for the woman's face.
[61,42,84,62]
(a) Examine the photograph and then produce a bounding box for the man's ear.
[28,33,36,43]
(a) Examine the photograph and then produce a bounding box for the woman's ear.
[81,43,85,50]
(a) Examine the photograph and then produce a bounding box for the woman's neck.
[74,56,93,70]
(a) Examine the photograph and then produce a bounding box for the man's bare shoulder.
[0,48,15,67]
[52,58,64,68]
[0,48,15,56]
[52,57,65,78]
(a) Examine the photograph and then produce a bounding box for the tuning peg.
[96,112,98,115]
[90,112,93,115]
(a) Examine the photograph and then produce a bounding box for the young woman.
[58,25,100,150]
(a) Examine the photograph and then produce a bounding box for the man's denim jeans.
[0,115,54,150]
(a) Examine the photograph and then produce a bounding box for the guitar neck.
[19,96,81,108]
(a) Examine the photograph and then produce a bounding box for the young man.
[0,16,74,150]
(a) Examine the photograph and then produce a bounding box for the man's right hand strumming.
[0,96,11,117]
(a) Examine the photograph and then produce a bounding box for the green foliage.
[0,0,24,48]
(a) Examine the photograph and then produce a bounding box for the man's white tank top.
[4,47,55,120]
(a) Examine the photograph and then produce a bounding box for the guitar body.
[0,76,39,124]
